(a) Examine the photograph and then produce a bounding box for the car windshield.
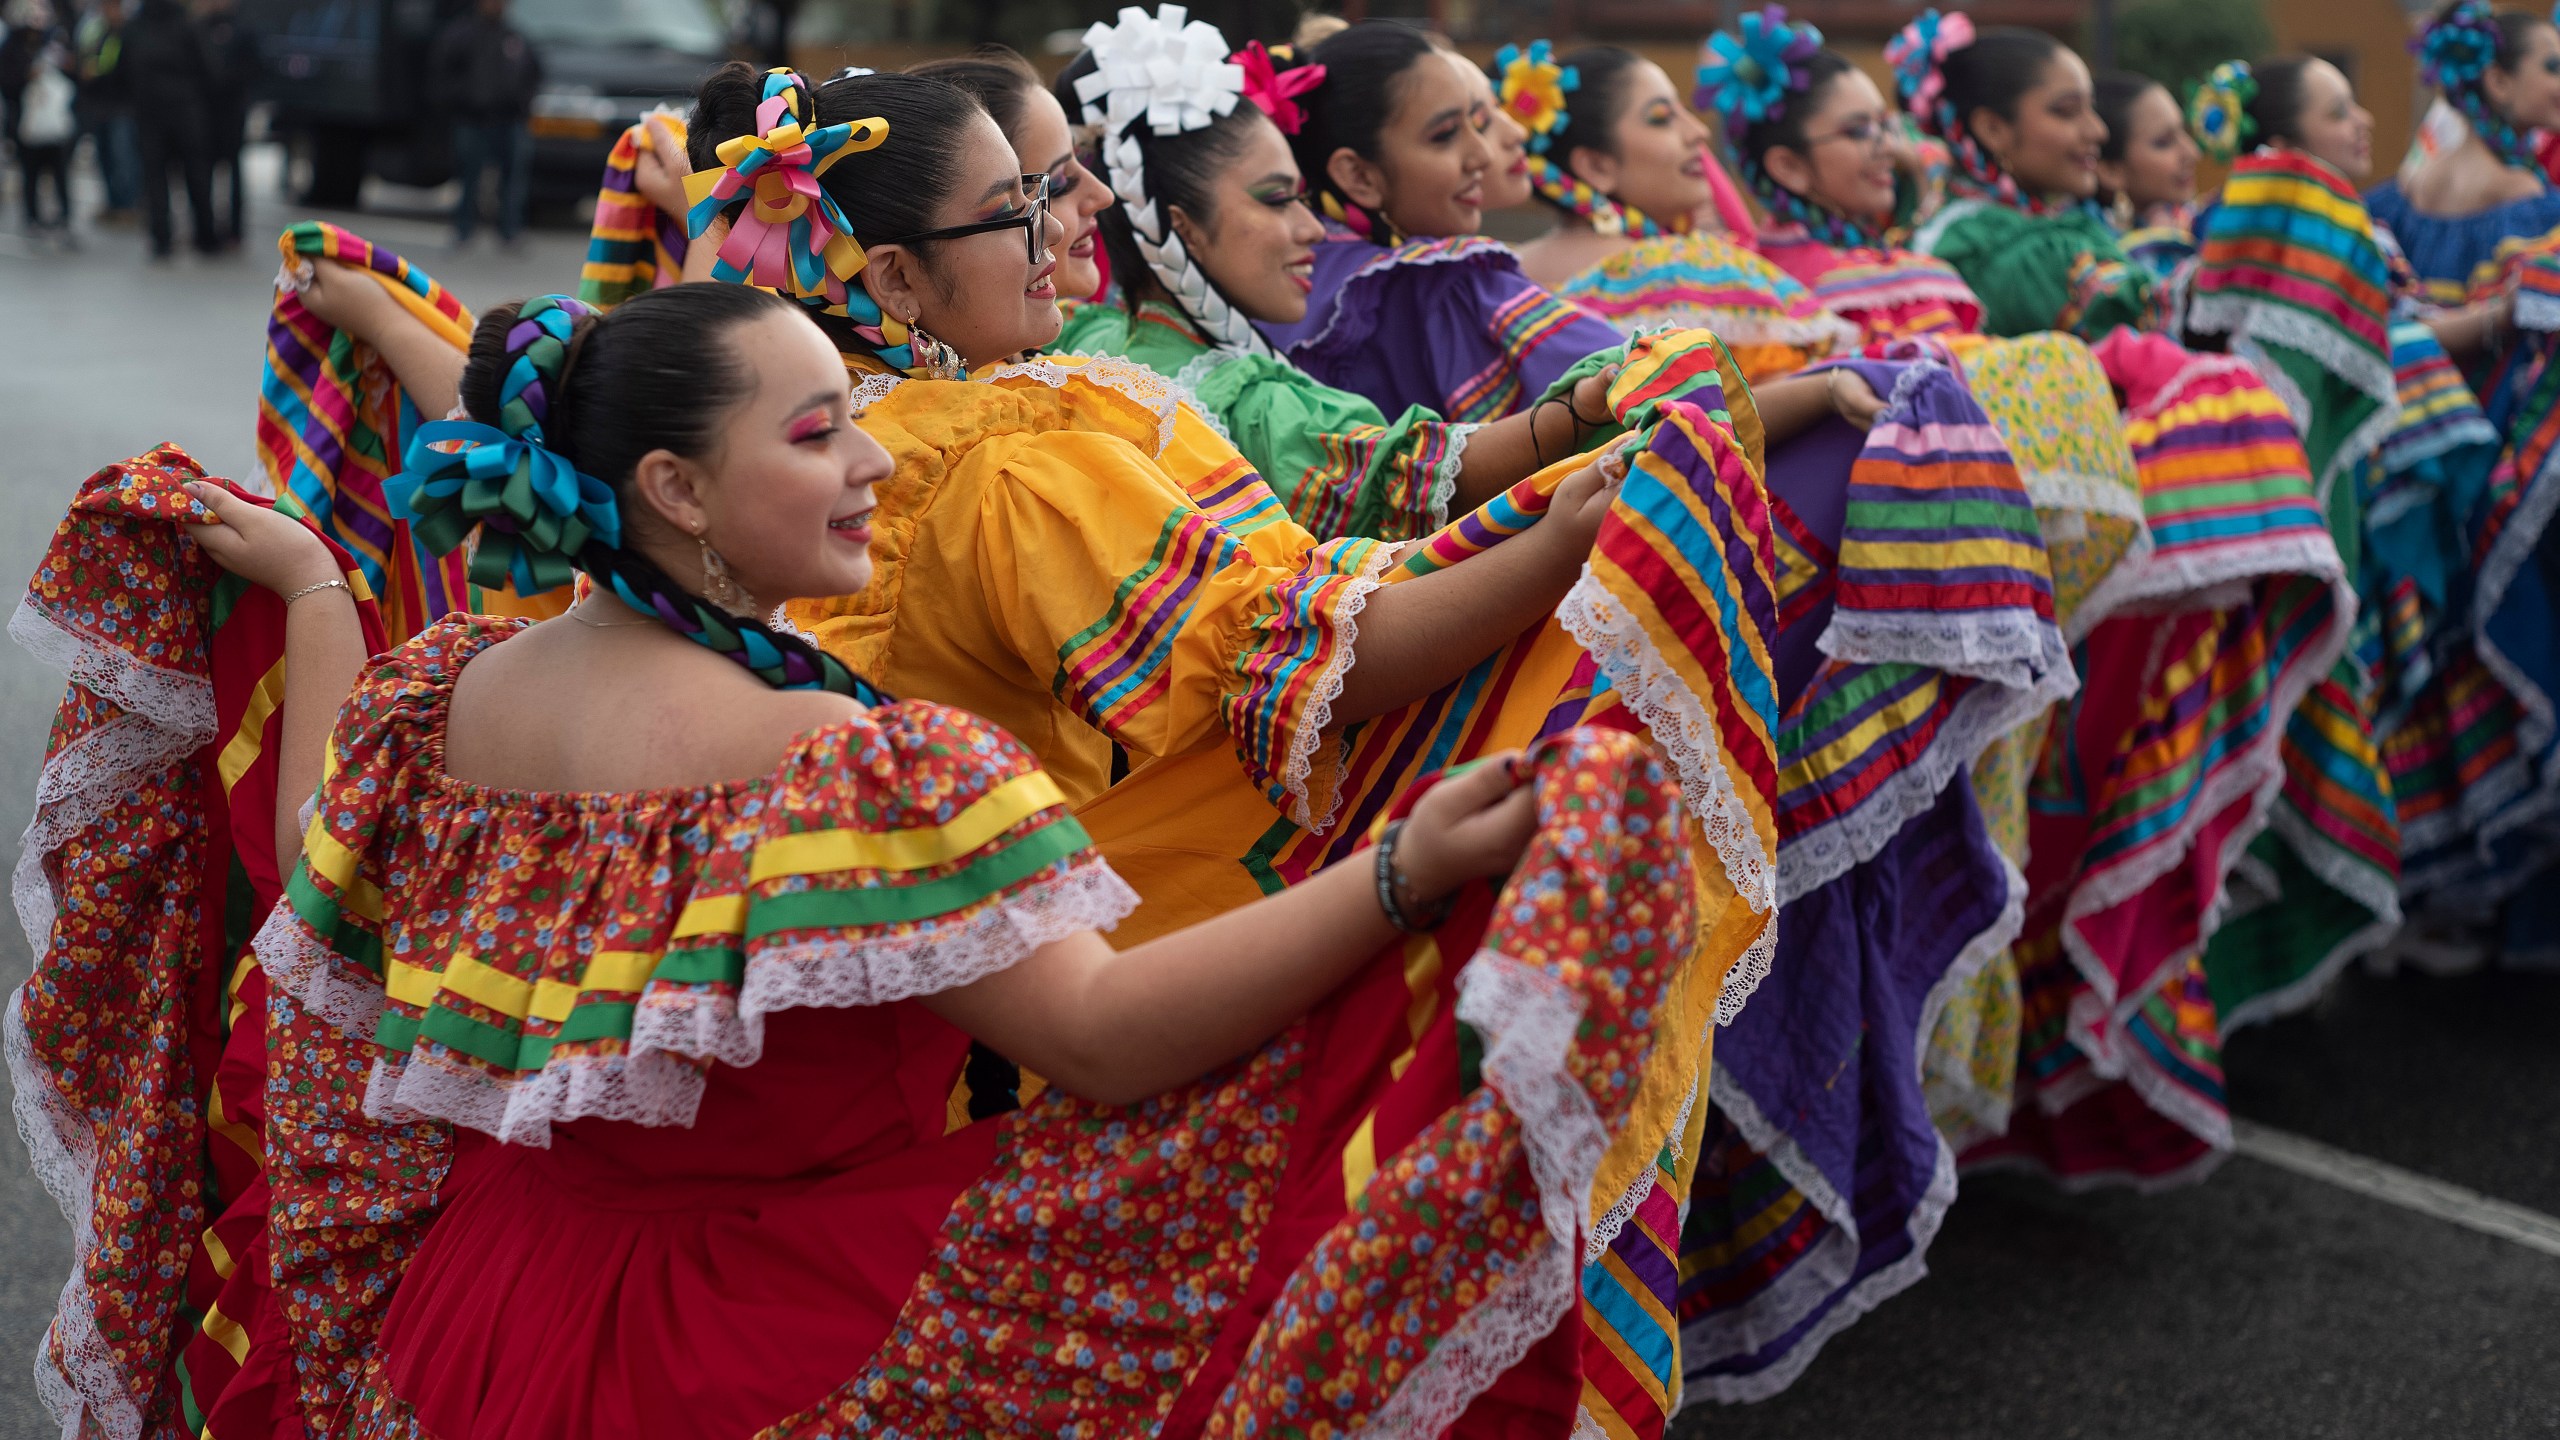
[510,0,723,54]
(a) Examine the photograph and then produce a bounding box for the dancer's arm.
[295,260,466,419]
[183,483,370,865]
[1752,368,1886,446]
[1437,367,1620,514]
[2424,293,2512,361]
[1327,449,1620,724]
[927,751,1538,1104]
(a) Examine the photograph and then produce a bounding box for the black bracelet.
[1567,386,1612,431]
[1374,820,1452,934]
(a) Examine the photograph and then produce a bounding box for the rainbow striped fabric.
[1967,336,2352,1186]
[577,116,690,310]
[1677,356,2067,1400]
[2184,150,2405,1025]
[259,222,474,643]
[1556,231,1859,386]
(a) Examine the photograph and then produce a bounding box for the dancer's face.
[2288,59,2373,182]
[1172,113,1328,325]
[2487,22,2560,133]
[859,114,1068,369]
[645,308,888,605]
[1972,49,2105,199]
[1762,68,1898,224]
[1003,83,1110,303]
[1323,51,1491,238]
[1569,61,1715,224]
[1450,51,1534,212]
[2099,82,2196,212]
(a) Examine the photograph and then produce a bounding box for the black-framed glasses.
[877,173,1053,263]
[1803,116,1891,151]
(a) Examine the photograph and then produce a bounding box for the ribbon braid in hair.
[1497,40,1684,238]
[1697,6,1882,248]
[393,294,886,701]
[1887,9,2079,217]
[1074,5,1278,356]
[680,67,943,376]
[2416,0,2536,170]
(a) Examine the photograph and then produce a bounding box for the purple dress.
[1257,227,1625,423]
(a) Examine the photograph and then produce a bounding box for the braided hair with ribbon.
[2415,0,2546,171]
[1496,40,1687,238]
[684,64,971,377]
[1696,6,1884,248]
[1068,4,1279,355]
[394,287,883,699]
[1887,11,2087,216]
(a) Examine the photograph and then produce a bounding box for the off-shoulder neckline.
[423,616,872,814]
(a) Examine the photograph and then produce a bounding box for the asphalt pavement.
[3,156,2556,1440]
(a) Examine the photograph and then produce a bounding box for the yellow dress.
[790,341,1784,1438]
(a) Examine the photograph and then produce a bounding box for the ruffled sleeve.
[966,427,1394,830]
[1192,351,1469,541]
[256,625,1137,1149]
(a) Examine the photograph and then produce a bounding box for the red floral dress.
[256,614,1699,1438]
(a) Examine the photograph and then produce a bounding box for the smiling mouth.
[1283,256,1314,291]
[1026,260,1058,296]
[829,506,875,533]
[1069,233,1095,257]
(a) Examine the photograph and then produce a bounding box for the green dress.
[1055,300,1476,541]
[1910,197,2152,340]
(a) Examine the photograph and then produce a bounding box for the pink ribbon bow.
[1232,41,1324,135]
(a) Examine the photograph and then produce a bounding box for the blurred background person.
[196,0,250,249]
[72,0,132,223]
[121,0,215,257]
[432,0,540,249]
[4,3,77,240]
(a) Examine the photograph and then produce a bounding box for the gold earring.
[698,535,757,618]
[905,321,966,381]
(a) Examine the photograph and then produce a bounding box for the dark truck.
[245,0,728,208]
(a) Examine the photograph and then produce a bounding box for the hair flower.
[2416,0,2500,89]
[2187,60,2258,164]
[680,68,888,309]
[1232,39,1322,134]
[1697,6,1824,128]
[1885,8,1973,121]
[392,297,621,593]
[1495,41,1577,152]
[1076,5,1244,140]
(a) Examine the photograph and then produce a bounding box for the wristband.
[1374,820,1453,934]
[281,578,352,606]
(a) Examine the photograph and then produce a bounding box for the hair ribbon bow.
[682,68,887,308]
[1232,40,1322,134]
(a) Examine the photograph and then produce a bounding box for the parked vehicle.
[243,0,725,208]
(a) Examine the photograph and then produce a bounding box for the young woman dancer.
[1893,12,2147,338]
[1700,7,1982,345]
[1490,37,1859,382]
[2093,68,2199,281]
[2368,0,2560,307]
[233,279,1705,1434]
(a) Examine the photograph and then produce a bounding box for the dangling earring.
[698,533,757,618]
[905,316,966,381]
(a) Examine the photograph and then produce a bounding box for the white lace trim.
[2018,468,2149,526]
[1906,198,1987,257]
[1553,578,1779,1025]
[5,597,217,1440]
[1678,853,2019,1396]
[1426,423,1477,534]
[2188,299,2401,506]
[1279,545,1393,834]
[1585,1068,1697,1263]
[1779,622,2077,904]
[2514,288,2560,334]
[1363,953,1602,1436]
[849,370,904,416]
[2210,804,2404,1036]
[1166,348,1239,446]
[262,859,1139,1146]
[981,354,1186,456]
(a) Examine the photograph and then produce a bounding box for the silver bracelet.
[1373,820,1452,934]
[280,577,351,605]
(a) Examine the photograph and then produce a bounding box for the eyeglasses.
[877,173,1053,264]
[1803,116,1891,151]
